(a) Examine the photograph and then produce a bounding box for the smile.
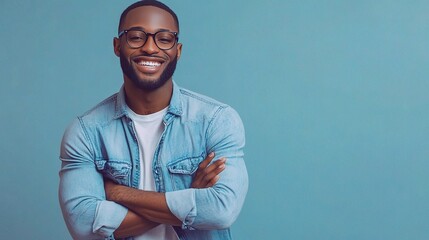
[132,56,165,74]
[137,61,161,67]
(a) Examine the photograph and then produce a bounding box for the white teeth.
[138,61,161,67]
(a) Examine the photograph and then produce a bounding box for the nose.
[140,35,159,54]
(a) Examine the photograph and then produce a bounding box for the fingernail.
[209,152,215,157]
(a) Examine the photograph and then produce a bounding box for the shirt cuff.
[93,200,128,237]
[165,188,197,230]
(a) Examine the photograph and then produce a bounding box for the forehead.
[121,6,177,32]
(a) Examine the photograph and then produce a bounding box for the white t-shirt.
[127,105,178,240]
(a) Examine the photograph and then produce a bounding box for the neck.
[124,79,173,115]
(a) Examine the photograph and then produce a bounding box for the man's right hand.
[191,152,226,189]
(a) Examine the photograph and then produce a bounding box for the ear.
[176,43,183,60]
[113,37,120,57]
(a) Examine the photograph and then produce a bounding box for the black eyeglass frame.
[118,28,179,50]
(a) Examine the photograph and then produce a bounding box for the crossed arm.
[59,150,226,239]
[60,107,247,239]
[109,153,226,238]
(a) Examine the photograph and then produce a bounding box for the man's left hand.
[191,152,226,189]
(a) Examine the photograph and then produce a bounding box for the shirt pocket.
[167,155,203,190]
[95,159,131,186]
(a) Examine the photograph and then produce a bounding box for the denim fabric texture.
[59,82,248,240]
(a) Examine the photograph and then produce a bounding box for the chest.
[93,119,209,190]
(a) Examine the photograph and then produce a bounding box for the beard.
[120,51,178,91]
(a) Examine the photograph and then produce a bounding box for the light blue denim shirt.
[59,82,248,240]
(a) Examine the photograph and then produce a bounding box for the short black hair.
[118,0,179,34]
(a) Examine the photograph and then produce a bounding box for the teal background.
[1,1,428,239]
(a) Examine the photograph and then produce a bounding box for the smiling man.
[59,1,248,240]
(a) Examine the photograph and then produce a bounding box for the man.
[59,1,248,239]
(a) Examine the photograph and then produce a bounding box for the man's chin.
[133,77,169,91]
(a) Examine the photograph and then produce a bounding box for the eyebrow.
[126,26,176,33]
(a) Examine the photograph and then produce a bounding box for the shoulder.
[177,86,239,119]
[77,92,120,128]
[62,92,119,141]
[178,87,228,108]
[177,86,243,130]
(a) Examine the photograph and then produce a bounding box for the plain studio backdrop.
[1,1,428,239]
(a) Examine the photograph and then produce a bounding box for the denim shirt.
[59,82,248,240]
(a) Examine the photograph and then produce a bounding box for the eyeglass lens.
[126,30,176,50]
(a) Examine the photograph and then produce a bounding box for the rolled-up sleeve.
[59,118,128,239]
[166,106,248,230]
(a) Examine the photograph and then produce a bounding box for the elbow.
[210,213,237,229]
[65,220,112,240]
[69,228,98,240]
[185,202,240,230]
[62,219,94,240]
[63,217,109,240]
[195,185,247,230]
[60,203,111,239]
[210,184,247,229]
[201,203,241,230]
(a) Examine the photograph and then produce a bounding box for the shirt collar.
[114,80,183,119]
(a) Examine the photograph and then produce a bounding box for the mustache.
[130,53,168,61]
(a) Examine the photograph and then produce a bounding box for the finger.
[192,154,213,188]
[197,152,215,171]
[192,154,224,189]
[205,175,220,188]
[203,157,226,174]
[202,162,225,184]
[194,153,216,181]
[191,170,205,188]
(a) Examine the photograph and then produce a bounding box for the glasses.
[118,28,178,50]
